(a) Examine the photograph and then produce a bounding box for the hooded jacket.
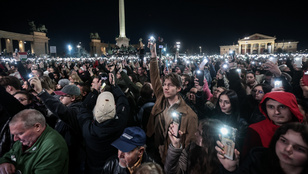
[242,91,303,158]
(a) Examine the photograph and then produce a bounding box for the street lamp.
[199,46,202,55]
[176,42,181,51]
[77,42,81,57]
[68,45,72,57]
[175,42,181,61]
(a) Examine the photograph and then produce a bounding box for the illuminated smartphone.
[274,80,282,88]
[294,57,302,68]
[236,68,241,76]
[149,36,156,44]
[149,36,156,50]
[196,70,204,86]
[101,82,106,91]
[269,57,277,64]
[220,124,237,160]
[171,112,182,138]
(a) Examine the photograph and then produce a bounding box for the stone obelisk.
[116,0,130,47]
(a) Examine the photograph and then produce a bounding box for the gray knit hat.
[54,85,80,96]
[58,79,70,88]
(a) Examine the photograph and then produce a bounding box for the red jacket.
[243,91,303,158]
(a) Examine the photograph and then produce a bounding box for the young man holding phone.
[146,41,198,164]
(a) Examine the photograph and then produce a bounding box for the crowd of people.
[0,40,308,174]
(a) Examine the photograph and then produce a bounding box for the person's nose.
[274,107,280,115]
[118,150,125,158]
[285,144,293,155]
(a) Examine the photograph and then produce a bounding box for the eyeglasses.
[252,90,264,94]
[60,95,71,98]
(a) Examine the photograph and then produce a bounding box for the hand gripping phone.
[220,124,237,160]
[171,112,182,138]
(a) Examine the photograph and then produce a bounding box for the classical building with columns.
[220,33,298,55]
[0,30,49,56]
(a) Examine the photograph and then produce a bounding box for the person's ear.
[138,147,145,156]
[71,96,76,102]
[34,123,42,132]
[176,87,181,93]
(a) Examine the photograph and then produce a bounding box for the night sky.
[1,0,307,55]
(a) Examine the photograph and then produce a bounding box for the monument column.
[19,40,25,52]
[238,43,241,54]
[6,38,13,54]
[119,0,126,38]
[244,43,247,54]
[116,0,130,47]
[265,43,268,50]
[250,43,253,54]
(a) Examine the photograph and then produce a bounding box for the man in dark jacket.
[78,73,129,174]
[102,127,155,174]
[30,78,84,174]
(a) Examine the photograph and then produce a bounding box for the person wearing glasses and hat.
[102,127,155,174]
[29,77,84,174]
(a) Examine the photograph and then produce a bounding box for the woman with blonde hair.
[69,73,83,85]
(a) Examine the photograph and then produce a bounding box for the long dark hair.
[188,119,222,174]
[264,122,308,174]
[215,89,240,127]
[139,83,153,102]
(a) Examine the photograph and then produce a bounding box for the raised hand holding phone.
[29,76,43,94]
[148,37,157,58]
[168,122,182,149]
[195,70,204,87]
[215,139,240,172]
[219,124,237,160]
